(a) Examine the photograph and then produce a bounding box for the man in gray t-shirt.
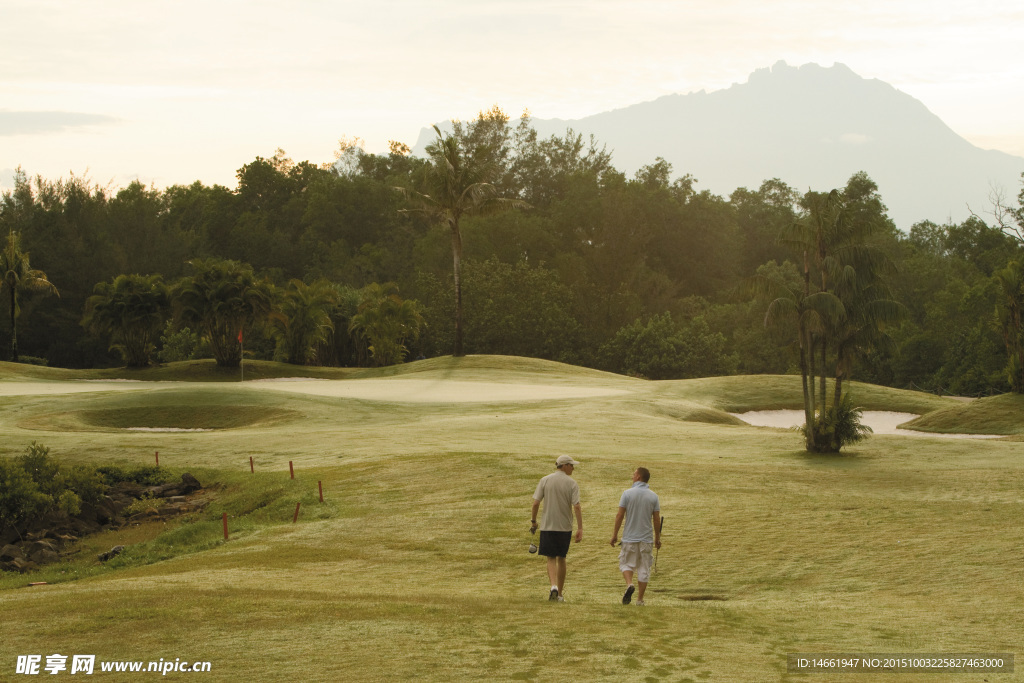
[609,467,661,605]
[531,455,583,602]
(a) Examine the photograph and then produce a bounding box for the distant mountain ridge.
[414,61,1024,229]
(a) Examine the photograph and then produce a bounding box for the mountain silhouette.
[414,61,1024,229]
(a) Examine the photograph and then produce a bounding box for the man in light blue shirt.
[609,467,661,605]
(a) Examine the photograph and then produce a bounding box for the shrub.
[803,395,873,453]
[158,321,201,363]
[17,442,60,488]
[96,464,171,487]
[57,490,82,516]
[599,313,735,380]
[17,443,105,504]
[0,459,51,531]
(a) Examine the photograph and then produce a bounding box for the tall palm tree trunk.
[799,327,814,451]
[451,224,464,357]
[8,287,17,362]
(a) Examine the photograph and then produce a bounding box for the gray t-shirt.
[533,469,580,532]
[618,481,660,543]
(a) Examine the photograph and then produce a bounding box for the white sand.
[0,381,152,396]
[731,410,1004,439]
[124,427,214,432]
[247,378,630,403]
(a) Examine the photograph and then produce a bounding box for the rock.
[179,473,201,493]
[108,493,135,508]
[77,501,100,524]
[128,507,160,521]
[70,517,101,535]
[94,498,117,525]
[111,481,146,498]
[5,557,38,573]
[0,544,24,562]
[169,496,187,504]
[29,548,60,565]
[0,525,21,545]
[27,539,58,555]
[98,545,125,562]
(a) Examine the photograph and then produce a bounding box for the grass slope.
[1,357,1022,681]
[902,392,1024,435]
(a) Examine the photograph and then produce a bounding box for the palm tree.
[171,259,273,368]
[398,126,527,356]
[0,231,58,362]
[771,181,902,452]
[271,279,338,365]
[749,270,843,451]
[348,283,424,366]
[82,273,169,367]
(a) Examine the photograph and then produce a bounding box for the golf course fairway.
[1,356,1021,681]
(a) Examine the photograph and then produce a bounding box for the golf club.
[653,516,665,573]
[528,525,538,554]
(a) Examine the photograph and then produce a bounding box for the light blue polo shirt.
[619,481,660,543]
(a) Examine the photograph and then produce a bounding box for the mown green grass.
[903,392,1024,435]
[1,357,1022,681]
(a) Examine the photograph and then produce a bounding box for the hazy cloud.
[0,168,16,190]
[0,111,119,136]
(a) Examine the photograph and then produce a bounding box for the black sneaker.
[549,588,559,601]
[622,585,635,604]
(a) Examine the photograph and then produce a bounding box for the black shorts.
[538,530,572,558]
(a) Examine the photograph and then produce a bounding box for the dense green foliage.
[1,113,1022,395]
[0,443,141,532]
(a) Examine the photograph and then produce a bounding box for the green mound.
[343,354,636,383]
[653,375,957,414]
[638,398,746,425]
[78,405,298,430]
[901,393,1024,435]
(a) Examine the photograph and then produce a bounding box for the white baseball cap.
[555,455,581,467]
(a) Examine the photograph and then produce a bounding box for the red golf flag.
[238,329,243,344]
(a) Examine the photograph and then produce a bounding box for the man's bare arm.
[610,507,626,546]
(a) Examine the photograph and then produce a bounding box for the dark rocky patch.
[0,473,206,574]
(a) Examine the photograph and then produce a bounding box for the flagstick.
[239,329,244,382]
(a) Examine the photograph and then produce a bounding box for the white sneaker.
[556,595,565,602]
[634,600,645,606]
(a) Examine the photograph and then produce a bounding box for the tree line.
[2,107,1022,399]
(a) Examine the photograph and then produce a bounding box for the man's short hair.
[636,467,651,482]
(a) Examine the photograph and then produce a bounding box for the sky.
[2,0,1023,193]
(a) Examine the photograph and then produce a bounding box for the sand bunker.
[0,381,151,396]
[124,427,214,432]
[248,378,630,403]
[732,410,1004,439]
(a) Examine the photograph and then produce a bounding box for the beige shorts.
[618,541,654,582]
